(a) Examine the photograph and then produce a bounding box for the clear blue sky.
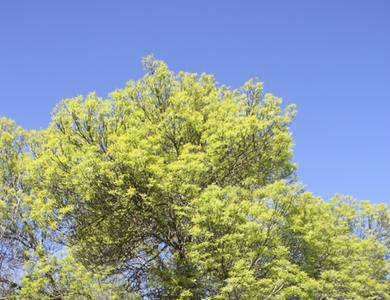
[1,1,389,204]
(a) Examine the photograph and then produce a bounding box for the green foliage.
[0,57,388,299]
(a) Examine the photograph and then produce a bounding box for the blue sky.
[0,1,389,204]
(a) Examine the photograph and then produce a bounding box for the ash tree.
[0,56,389,299]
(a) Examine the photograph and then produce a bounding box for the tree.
[0,56,388,299]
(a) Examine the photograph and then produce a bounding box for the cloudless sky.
[0,1,389,204]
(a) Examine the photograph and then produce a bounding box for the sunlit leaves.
[0,57,388,299]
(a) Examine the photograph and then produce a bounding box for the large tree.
[0,57,389,299]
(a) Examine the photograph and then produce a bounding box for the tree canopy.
[0,57,389,299]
